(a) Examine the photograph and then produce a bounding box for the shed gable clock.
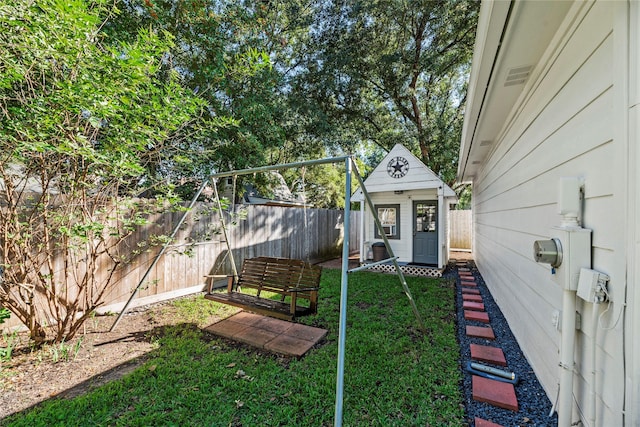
[387,156,409,178]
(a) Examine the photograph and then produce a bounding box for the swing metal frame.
[109,155,426,427]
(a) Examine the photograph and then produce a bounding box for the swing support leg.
[334,158,427,427]
[334,158,352,427]
[110,176,212,332]
[212,178,239,282]
[351,162,427,333]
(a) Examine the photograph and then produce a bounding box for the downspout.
[557,277,579,427]
[581,270,609,427]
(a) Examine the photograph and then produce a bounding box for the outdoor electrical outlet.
[577,268,610,303]
[552,310,560,331]
[552,310,581,331]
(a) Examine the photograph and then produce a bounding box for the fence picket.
[1,204,361,331]
[449,210,472,250]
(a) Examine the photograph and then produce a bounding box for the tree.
[107,0,353,207]
[106,0,286,181]
[295,0,479,185]
[107,1,477,203]
[0,0,215,344]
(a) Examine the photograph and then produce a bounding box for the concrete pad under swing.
[205,312,327,358]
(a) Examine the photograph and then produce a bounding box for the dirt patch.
[354,301,373,310]
[449,250,474,262]
[0,299,230,420]
[316,254,360,270]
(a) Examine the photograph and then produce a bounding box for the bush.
[0,0,211,344]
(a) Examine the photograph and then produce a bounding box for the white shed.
[353,144,456,270]
[458,1,640,426]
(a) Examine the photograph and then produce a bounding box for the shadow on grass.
[4,321,303,422]
[92,329,151,348]
[3,323,197,420]
[4,271,465,427]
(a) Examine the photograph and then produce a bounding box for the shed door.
[413,201,438,265]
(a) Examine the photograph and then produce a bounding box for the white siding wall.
[442,199,450,265]
[472,2,626,425]
[627,2,640,426]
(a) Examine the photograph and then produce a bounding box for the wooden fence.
[1,204,361,330]
[449,210,472,251]
[105,203,361,310]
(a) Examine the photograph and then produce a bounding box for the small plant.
[72,337,83,360]
[48,337,83,363]
[0,308,10,324]
[148,334,161,350]
[0,331,18,362]
[0,308,15,363]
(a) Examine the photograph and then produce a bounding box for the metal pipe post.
[208,156,351,179]
[348,257,399,273]
[212,178,238,280]
[350,163,426,332]
[110,177,211,332]
[334,157,352,427]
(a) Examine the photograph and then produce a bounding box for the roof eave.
[458,1,574,184]
[457,0,512,183]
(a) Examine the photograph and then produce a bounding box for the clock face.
[387,156,409,178]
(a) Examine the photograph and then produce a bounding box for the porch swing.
[203,170,323,321]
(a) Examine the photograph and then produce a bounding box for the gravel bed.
[443,262,558,426]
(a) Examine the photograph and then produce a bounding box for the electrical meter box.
[533,238,563,267]
[550,227,592,291]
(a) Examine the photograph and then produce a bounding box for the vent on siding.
[504,65,533,87]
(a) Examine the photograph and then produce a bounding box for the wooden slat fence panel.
[449,210,472,250]
[1,204,361,331]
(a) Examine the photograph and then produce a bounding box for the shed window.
[374,204,400,239]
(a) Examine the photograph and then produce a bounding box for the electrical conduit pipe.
[558,285,578,427]
[552,177,591,427]
[589,300,599,427]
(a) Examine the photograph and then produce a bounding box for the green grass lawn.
[4,269,463,426]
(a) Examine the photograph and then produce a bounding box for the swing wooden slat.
[204,257,323,321]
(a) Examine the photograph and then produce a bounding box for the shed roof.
[352,144,456,201]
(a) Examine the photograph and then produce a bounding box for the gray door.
[413,201,438,265]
